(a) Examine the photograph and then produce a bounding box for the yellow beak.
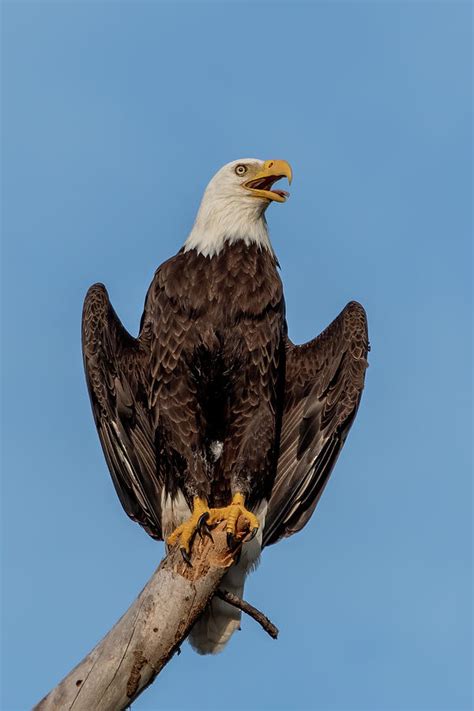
[243,159,293,203]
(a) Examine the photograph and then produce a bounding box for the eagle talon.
[201,522,214,542]
[209,492,260,551]
[180,547,192,566]
[248,526,259,541]
[198,512,210,529]
[166,497,210,560]
[197,512,213,540]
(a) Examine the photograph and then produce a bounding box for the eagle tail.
[188,533,262,655]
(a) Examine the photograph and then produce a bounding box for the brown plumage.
[82,243,368,545]
[263,299,369,546]
[81,157,369,654]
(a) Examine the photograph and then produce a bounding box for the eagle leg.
[208,493,259,549]
[166,497,211,563]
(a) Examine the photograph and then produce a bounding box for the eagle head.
[209,158,292,204]
[184,158,293,257]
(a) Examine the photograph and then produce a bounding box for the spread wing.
[82,283,162,539]
[263,301,369,547]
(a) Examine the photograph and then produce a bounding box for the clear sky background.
[1,2,472,710]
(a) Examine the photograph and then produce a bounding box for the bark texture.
[34,524,235,711]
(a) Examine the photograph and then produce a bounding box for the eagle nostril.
[268,161,274,168]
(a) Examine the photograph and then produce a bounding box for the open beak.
[243,159,293,203]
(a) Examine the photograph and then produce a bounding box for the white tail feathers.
[188,564,245,654]
[188,532,262,654]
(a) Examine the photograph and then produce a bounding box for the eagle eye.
[235,164,247,176]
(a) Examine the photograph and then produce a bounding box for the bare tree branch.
[34,524,236,711]
[215,589,279,639]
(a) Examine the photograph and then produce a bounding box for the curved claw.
[227,532,236,549]
[198,512,210,528]
[180,547,193,566]
[202,522,214,542]
[248,527,259,541]
[197,512,212,541]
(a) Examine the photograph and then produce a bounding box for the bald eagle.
[82,159,369,654]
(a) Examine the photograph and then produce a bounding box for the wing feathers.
[263,301,368,547]
[82,279,367,550]
[82,283,162,539]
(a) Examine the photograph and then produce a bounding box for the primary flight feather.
[82,158,369,654]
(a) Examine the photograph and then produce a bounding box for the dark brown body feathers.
[140,243,285,508]
[82,242,368,545]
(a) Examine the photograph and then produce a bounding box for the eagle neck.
[183,198,272,258]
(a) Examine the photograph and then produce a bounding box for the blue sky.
[1,2,472,710]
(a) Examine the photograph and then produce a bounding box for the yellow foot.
[208,493,260,548]
[166,497,212,565]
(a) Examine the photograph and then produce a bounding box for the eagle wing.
[82,283,162,539]
[263,301,369,547]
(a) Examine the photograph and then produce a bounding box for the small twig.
[215,589,279,639]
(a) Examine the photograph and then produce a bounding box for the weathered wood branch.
[215,589,279,639]
[34,524,236,711]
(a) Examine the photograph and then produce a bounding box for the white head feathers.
[184,159,272,258]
